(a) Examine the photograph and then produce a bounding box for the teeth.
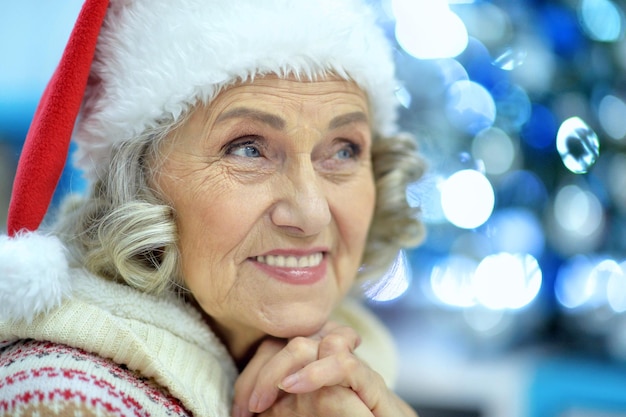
[256,253,323,268]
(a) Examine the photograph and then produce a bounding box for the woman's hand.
[254,386,373,417]
[231,322,417,417]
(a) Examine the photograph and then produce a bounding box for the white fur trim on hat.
[74,0,399,180]
[0,232,72,323]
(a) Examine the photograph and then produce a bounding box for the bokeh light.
[381,0,626,389]
[445,80,497,135]
[471,127,517,176]
[556,256,626,313]
[555,255,596,309]
[598,94,626,140]
[556,116,600,174]
[553,184,603,236]
[486,208,545,257]
[430,255,478,308]
[429,252,542,311]
[473,253,542,310]
[607,261,626,313]
[456,2,511,49]
[440,169,495,229]
[509,35,557,94]
[547,183,605,255]
[392,0,468,59]
[491,82,531,133]
[578,0,625,43]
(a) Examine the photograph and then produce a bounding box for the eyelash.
[223,136,362,161]
[224,136,263,157]
[335,141,362,160]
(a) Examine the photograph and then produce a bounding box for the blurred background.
[2,0,626,416]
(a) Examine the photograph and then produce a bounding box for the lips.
[251,251,328,285]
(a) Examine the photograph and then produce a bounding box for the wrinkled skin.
[232,323,418,417]
[156,76,416,416]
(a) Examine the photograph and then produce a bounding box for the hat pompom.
[0,232,72,323]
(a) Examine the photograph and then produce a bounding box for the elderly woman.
[0,0,424,416]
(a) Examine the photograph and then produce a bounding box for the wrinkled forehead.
[72,0,398,180]
[179,75,372,135]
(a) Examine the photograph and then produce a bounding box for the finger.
[317,325,361,359]
[248,336,319,413]
[279,352,404,417]
[249,324,362,413]
[232,338,285,417]
[315,320,343,337]
[278,351,357,393]
[239,324,365,415]
[257,386,375,417]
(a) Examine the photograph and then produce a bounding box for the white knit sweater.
[0,268,397,416]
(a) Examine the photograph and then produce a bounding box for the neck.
[210,317,268,370]
[188,298,267,370]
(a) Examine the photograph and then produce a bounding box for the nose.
[269,154,331,236]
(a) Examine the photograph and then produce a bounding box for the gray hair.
[55,115,425,295]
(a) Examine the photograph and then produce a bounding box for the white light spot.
[441,169,495,229]
[473,253,542,310]
[446,80,497,134]
[392,0,468,59]
[472,127,516,175]
[430,255,478,308]
[553,185,603,237]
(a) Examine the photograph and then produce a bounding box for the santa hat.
[2,0,399,322]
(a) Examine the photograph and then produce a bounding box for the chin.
[266,315,329,339]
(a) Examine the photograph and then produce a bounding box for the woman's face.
[155,76,375,357]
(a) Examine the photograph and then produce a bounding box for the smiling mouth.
[255,253,324,268]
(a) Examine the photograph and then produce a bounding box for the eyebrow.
[215,107,368,130]
[216,107,286,130]
[328,111,369,130]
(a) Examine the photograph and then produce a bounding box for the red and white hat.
[1,0,399,321]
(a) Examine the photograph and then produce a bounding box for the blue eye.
[234,144,261,158]
[226,139,262,158]
[335,143,360,160]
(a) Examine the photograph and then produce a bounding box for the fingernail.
[249,391,270,413]
[233,403,253,417]
[279,373,300,391]
[249,392,260,413]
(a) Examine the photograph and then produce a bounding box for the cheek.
[174,180,272,273]
[174,191,263,309]
[334,177,376,255]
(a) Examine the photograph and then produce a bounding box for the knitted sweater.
[0,268,397,417]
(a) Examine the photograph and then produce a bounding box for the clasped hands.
[231,322,417,417]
